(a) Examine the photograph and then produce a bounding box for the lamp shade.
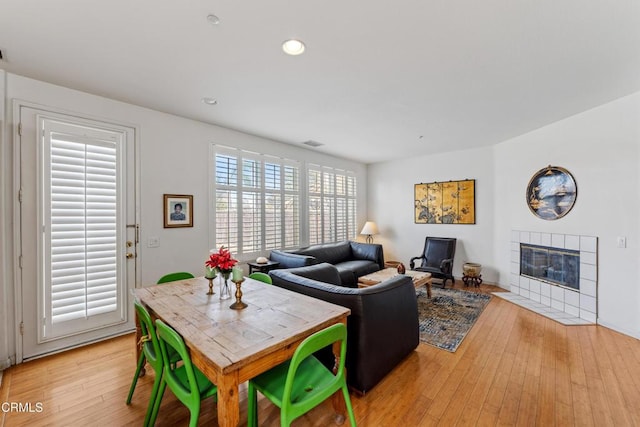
[360,221,379,236]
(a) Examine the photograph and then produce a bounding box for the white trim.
[12,99,140,363]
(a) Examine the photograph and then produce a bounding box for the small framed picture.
[163,194,193,228]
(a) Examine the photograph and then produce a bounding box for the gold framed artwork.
[526,165,577,220]
[414,179,476,224]
[163,194,193,228]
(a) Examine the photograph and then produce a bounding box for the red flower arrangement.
[206,246,238,274]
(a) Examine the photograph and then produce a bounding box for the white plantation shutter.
[308,165,357,245]
[215,155,239,254]
[213,146,300,256]
[41,118,126,340]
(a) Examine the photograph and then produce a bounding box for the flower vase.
[219,271,232,300]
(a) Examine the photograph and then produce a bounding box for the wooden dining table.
[134,276,351,426]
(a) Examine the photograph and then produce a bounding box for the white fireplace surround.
[510,230,598,323]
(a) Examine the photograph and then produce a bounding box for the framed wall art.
[414,179,475,224]
[526,166,577,220]
[163,194,193,228]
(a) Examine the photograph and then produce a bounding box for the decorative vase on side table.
[462,262,483,287]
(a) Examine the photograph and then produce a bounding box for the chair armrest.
[440,258,454,273]
[409,256,424,270]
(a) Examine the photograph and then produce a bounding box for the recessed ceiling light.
[207,14,220,25]
[202,97,218,105]
[282,39,305,56]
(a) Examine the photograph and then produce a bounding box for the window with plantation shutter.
[308,165,357,245]
[41,119,127,340]
[213,146,300,256]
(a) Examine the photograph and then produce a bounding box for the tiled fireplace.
[509,230,598,323]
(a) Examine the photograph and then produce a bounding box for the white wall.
[368,146,497,282]
[369,91,640,338]
[493,92,640,337]
[1,72,367,365]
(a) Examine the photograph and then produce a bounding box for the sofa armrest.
[349,241,384,270]
[269,250,317,269]
[274,263,342,286]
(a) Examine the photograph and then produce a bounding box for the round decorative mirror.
[526,166,577,220]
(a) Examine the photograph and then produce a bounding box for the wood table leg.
[216,372,240,427]
[426,280,432,299]
[331,320,348,425]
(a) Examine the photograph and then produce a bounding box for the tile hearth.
[492,291,594,325]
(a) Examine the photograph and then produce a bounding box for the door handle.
[126,253,135,259]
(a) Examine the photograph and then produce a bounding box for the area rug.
[417,287,491,352]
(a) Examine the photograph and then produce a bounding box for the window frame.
[307,164,358,246]
[211,146,302,259]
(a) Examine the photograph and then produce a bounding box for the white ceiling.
[1,1,639,164]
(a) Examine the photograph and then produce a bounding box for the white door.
[17,105,137,360]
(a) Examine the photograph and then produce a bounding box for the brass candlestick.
[229,278,248,310]
[206,277,215,295]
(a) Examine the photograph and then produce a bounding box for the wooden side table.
[247,260,280,275]
[358,268,432,298]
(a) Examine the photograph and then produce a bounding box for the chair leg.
[146,376,166,427]
[125,352,146,404]
[188,405,200,427]
[341,385,357,426]
[247,381,258,427]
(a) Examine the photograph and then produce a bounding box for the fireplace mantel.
[510,230,597,323]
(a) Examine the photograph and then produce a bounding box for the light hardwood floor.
[2,282,640,426]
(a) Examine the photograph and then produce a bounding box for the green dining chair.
[126,301,178,427]
[157,271,195,284]
[249,272,272,285]
[148,319,218,427]
[247,323,356,427]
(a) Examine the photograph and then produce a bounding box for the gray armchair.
[410,237,457,287]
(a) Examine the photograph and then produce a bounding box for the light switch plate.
[148,237,160,248]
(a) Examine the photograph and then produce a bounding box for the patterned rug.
[417,287,491,352]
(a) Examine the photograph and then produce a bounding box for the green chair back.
[157,271,195,284]
[149,319,217,427]
[125,301,165,427]
[249,272,272,284]
[248,323,356,426]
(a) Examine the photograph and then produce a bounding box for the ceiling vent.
[302,140,323,148]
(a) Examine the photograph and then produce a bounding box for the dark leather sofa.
[269,241,384,287]
[269,263,419,394]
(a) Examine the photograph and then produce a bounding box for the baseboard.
[597,319,640,340]
[0,358,11,371]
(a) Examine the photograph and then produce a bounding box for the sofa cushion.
[334,266,358,288]
[337,259,381,278]
[297,241,352,265]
